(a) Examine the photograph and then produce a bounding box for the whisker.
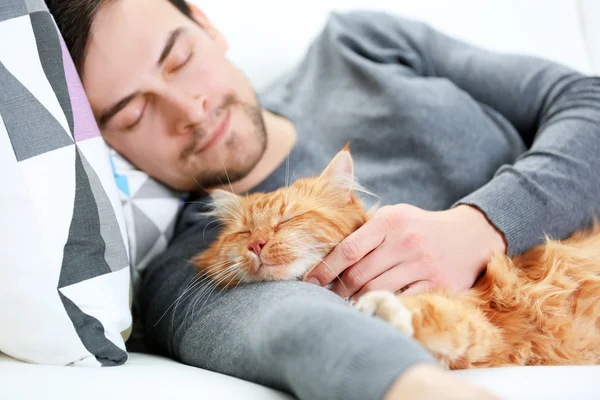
[285,153,290,187]
[153,258,241,327]
[179,263,241,327]
[295,242,340,251]
[190,266,241,321]
[154,272,204,327]
[285,154,290,205]
[184,200,214,206]
[192,176,209,194]
[203,220,225,243]
[305,252,349,293]
[217,153,244,216]
[219,269,245,296]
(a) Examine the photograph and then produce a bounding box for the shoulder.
[323,10,430,40]
[316,9,436,64]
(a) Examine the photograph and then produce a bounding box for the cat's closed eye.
[275,216,296,232]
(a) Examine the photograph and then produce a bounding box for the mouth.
[259,262,279,269]
[195,109,231,154]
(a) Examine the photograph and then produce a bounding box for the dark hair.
[44,0,192,75]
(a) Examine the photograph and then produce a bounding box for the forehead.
[245,185,320,215]
[82,0,190,116]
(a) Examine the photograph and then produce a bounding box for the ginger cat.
[192,146,600,369]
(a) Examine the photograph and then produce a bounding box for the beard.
[183,92,268,191]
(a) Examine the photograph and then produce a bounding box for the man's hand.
[305,204,507,299]
[384,363,501,400]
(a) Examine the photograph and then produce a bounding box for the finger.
[331,240,408,298]
[305,218,386,286]
[400,280,436,296]
[352,263,423,301]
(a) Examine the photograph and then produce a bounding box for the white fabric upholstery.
[455,365,600,400]
[1,352,599,399]
[0,352,292,400]
[580,0,600,74]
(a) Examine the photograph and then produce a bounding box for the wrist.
[451,204,507,258]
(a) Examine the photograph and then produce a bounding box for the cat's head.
[192,146,372,286]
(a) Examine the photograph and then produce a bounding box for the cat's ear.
[209,189,243,220]
[320,146,355,193]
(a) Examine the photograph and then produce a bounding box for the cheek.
[219,238,249,261]
[265,230,310,264]
[214,239,254,274]
[185,56,233,99]
[273,231,328,280]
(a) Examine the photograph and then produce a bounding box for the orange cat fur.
[356,226,600,369]
[191,146,369,286]
[192,147,600,369]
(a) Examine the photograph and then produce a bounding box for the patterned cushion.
[0,0,132,366]
[109,149,183,293]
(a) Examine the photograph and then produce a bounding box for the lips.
[195,109,231,154]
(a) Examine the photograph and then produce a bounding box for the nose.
[248,238,266,257]
[172,92,209,136]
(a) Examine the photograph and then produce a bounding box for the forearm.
[140,260,435,400]
[455,75,600,254]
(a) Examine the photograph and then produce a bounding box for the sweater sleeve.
[335,11,600,255]
[139,206,436,400]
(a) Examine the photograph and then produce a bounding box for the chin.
[228,136,266,171]
[244,257,317,283]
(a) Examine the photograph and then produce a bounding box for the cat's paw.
[355,291,414,337]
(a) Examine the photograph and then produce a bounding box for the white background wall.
[580,0,600,74]
[191,0,597,90]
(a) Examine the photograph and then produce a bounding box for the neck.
[227,109,296,194]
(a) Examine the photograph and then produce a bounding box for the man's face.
[83,0,267,191]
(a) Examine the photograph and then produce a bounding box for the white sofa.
[2,1,599,399]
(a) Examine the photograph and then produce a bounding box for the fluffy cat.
[192,146,600,369]
[191,145,370,286]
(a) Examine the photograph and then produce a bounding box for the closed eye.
[275,216,296,231]
[172,52,193,73]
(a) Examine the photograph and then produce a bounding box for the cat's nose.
[248,239,266,257]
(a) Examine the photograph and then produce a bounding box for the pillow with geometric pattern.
[0,0,132,367]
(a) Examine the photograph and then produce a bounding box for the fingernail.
[307,277,321,286]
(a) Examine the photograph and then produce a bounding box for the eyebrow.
[97,27,185,128]
[158,27,184,66]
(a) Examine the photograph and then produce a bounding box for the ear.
[209,189,242,220]
[320,147,355,192]
[188,3,229,53]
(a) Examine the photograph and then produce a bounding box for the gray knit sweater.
[140,11,600,400]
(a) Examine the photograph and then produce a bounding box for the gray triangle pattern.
[24,0,47,14]
[131,202,161,265]
[30,11,74,137]
[0,61,73,161]
[59,149,112,288]
[134,178,178,199]
[78,148,129,273]
[58,291,128,366]
[0,1,27,22]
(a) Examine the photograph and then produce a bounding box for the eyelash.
[234,216,296,235]
[275,216,295,232]
[173,51,193,73]
[125,102,146,131]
